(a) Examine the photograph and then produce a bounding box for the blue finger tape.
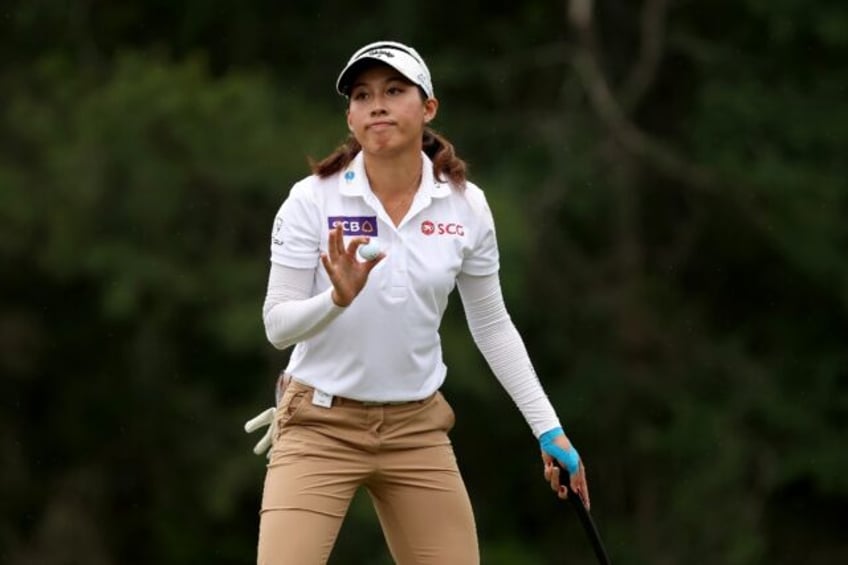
[539,427,580,475]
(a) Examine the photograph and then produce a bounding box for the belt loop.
[275,371,293,405]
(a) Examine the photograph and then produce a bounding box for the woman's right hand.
[321,224,384,306]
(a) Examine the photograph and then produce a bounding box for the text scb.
[327,216,378,236]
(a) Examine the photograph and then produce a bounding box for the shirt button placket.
[389,232,408,299]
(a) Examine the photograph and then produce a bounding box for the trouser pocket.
[273,380,310,443]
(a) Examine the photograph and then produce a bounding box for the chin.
[364,138,415,158]
[364,143,400,157]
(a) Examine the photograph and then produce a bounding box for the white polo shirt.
[270,151,500,401]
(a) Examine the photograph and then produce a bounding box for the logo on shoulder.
[272,217,284,245]
[329,216,378,236]
[421,220,464,237]
[344,171,355,182]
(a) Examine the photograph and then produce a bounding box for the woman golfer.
[255,40,590,564]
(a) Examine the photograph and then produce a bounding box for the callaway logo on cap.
[336,41,434,99]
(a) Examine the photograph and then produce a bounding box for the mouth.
[367,120,396,130]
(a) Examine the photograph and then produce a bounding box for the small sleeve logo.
[272,217,284,245]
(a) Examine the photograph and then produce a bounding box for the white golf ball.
[358,242,381,261]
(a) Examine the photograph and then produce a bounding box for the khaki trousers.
[257,380,479,565]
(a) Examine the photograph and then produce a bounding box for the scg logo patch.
[421,220,464,236]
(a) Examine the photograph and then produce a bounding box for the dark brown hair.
[309,127,468,190]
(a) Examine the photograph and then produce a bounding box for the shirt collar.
[337,151,452,200]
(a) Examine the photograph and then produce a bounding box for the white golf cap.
[336,41,434,99]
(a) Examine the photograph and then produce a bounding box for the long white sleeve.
[262,263,345,350]
[456,272,562,438]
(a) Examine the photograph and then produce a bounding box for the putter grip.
[559,463,612,565]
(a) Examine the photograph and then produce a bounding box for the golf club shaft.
[560,464,612,565]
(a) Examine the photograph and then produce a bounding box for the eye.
[351,89,369,101]
[387,85,405,96]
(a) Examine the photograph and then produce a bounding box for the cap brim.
[336,58,382,96]
[336,58,425,97]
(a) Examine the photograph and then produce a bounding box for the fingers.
[570,464,591,510]
[543,454,553,482]
[320,252,333,276]
[362,254,385,272]
[333,223,345,255]
[346,235,370,256]
[328,224,365,257]
[328,226,374,261]
[554,465,569,500]
[326,225,339,260]
[544,457,590,506]
[545,460,569,499]
[322,228,382,308]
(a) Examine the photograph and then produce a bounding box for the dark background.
[2,1,847,563]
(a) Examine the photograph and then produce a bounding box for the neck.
[363,150,423,197]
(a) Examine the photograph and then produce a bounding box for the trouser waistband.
[279,373,433,407]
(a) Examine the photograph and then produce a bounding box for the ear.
[346,109,354,132]
[423,97,439,124]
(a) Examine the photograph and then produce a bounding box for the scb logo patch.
[328,216,378,236]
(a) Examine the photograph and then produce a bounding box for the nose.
[369,104,387,117]
[368,92,388,116]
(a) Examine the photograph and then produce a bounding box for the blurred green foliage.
[1,1,846,564]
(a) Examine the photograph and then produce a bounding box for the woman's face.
[346,64,438,158]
